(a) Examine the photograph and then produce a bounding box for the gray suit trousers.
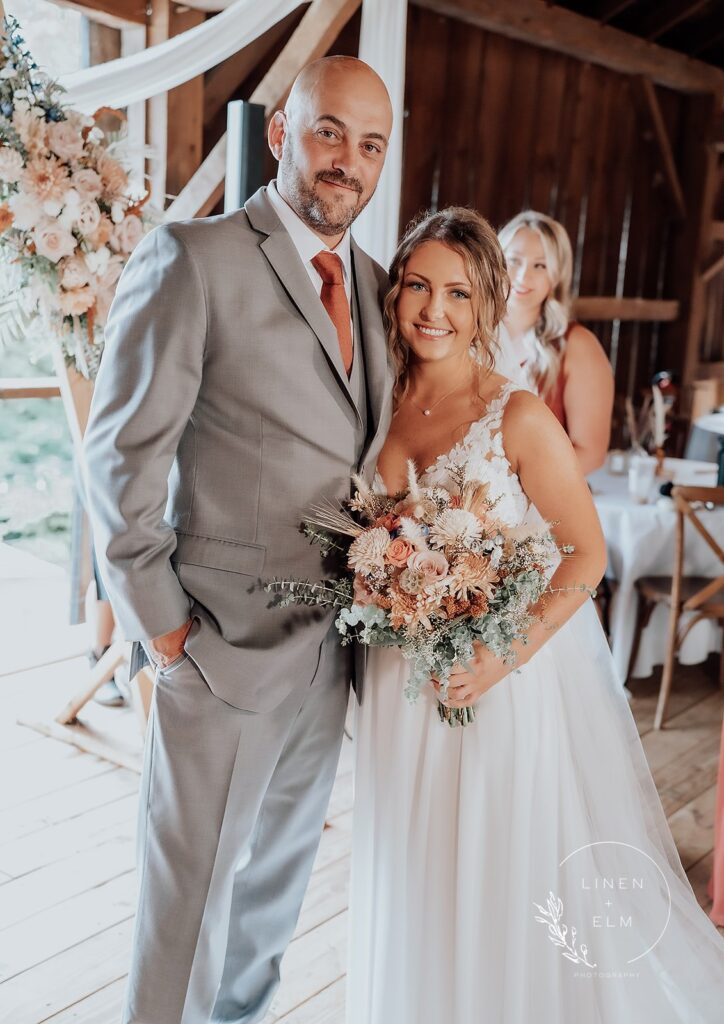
[123,623,350,1024]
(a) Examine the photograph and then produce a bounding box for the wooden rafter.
[204,9,300,127]
[54,0,147,28]
[630,76,687,220]
[639,0,711,43]
[702,250,724,285]
[166,0,361,222]
[411,0,724,94]
[597,0,637,23]
[572,297,680,322]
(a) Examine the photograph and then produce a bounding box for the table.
[588,457,723,688]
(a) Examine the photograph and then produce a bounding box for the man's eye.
[364,143,381,154]
[319,129,336,139]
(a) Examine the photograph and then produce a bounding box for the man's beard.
[280,142,371,236]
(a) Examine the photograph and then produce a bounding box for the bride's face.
[396,241,476,365]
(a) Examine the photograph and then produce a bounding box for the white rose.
[32,221,77,264]
[113,214,144,254]
[9,191,43,230]
[61,255,90,290]
[47,120,85,163]
[0,146,24,184]
[110,200,124,225]
[71,169,102,200]
[84,246,111,276]
[57,189,81,230]
[76,200,101,237]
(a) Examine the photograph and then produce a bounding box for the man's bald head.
[268,56,393,243]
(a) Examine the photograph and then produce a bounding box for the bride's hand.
[432,646,511,707]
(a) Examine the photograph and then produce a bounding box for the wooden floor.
[1,589,723,1021]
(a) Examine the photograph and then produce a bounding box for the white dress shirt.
[267,181,353,313]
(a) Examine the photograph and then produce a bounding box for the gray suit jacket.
[83,186,392,712]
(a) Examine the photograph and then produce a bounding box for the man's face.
[270,66,392,239]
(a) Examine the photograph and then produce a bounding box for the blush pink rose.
[72,169,103,200]
[113,213,144,253]
[33,221,76,263]
[353,576,377,607]
[48,120,84,162]
[408,550,449,584]
[61,255,90,290]
[385,537,414,568]
[59,286,95,316]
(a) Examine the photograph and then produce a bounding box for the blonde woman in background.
[497,210,614,473]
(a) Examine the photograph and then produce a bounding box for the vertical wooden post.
[661,92,720,387]
[146,0,205,209]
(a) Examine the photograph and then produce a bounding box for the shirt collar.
[268,180,352,282]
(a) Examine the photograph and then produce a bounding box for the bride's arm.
[443,390,608,707]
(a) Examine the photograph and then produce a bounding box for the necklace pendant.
[423,409,431,416]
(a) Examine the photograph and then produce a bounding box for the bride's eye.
[405,281,426,292]
[452,289,470,300]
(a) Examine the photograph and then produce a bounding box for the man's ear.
[268,111,287,162]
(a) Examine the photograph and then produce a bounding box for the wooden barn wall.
[400,6,694,403]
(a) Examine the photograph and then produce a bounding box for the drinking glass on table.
[628,455,657,504]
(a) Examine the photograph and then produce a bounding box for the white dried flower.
[429,509,483,549]
[348,527,391,575]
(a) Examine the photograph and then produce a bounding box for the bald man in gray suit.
[83,57,393,1023]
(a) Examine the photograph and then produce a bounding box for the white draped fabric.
[353,0,407,268]
[60,0,305,113]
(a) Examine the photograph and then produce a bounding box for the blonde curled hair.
[497,210,573,399]
[384,207,510,406]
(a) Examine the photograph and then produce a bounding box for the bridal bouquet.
[266,464,575,727]
[0,16,152,377]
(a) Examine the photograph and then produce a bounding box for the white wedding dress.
[347,380,724,1024]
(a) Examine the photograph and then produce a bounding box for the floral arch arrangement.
[0,16,154,379]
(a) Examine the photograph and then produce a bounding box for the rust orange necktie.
[311,251,353,376]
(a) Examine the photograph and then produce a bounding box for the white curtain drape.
[60,0,305,113]
[353,0,407,268]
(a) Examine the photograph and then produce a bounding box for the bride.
[346,207,724,1023]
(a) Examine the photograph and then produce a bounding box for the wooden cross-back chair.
[628,485,724,729]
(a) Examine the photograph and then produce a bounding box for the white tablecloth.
[589,458,723,687]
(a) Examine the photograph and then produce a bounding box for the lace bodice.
[376,380,533,528]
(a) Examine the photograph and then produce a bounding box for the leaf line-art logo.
[533,891,597,968]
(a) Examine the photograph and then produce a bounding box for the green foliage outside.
[0,328,74,568]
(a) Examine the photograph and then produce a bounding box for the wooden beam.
[0,378,61,400]
[630,76,687,220]
[572,297,680,322]
[86,19,122,65]
[701,250,724,285]
[411,0,724,95]
[165,4,205,200]
[639,0,711,43]
[204,8,300,126]
[710,221,724,242]
[54,0,147,27]
[166,0,361,222]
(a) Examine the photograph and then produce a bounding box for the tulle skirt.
[347,600,724,1023]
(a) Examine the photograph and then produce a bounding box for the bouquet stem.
[437,701,476,728]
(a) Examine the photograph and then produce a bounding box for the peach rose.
[385,537,414,568]
[61,255,90,290]
[76,199,101,237]
[0,204,14,233]
[374,512,400,532]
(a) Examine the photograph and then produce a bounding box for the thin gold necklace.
[407,379,470,417]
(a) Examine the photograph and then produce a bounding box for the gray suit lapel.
[245,188,360,421]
